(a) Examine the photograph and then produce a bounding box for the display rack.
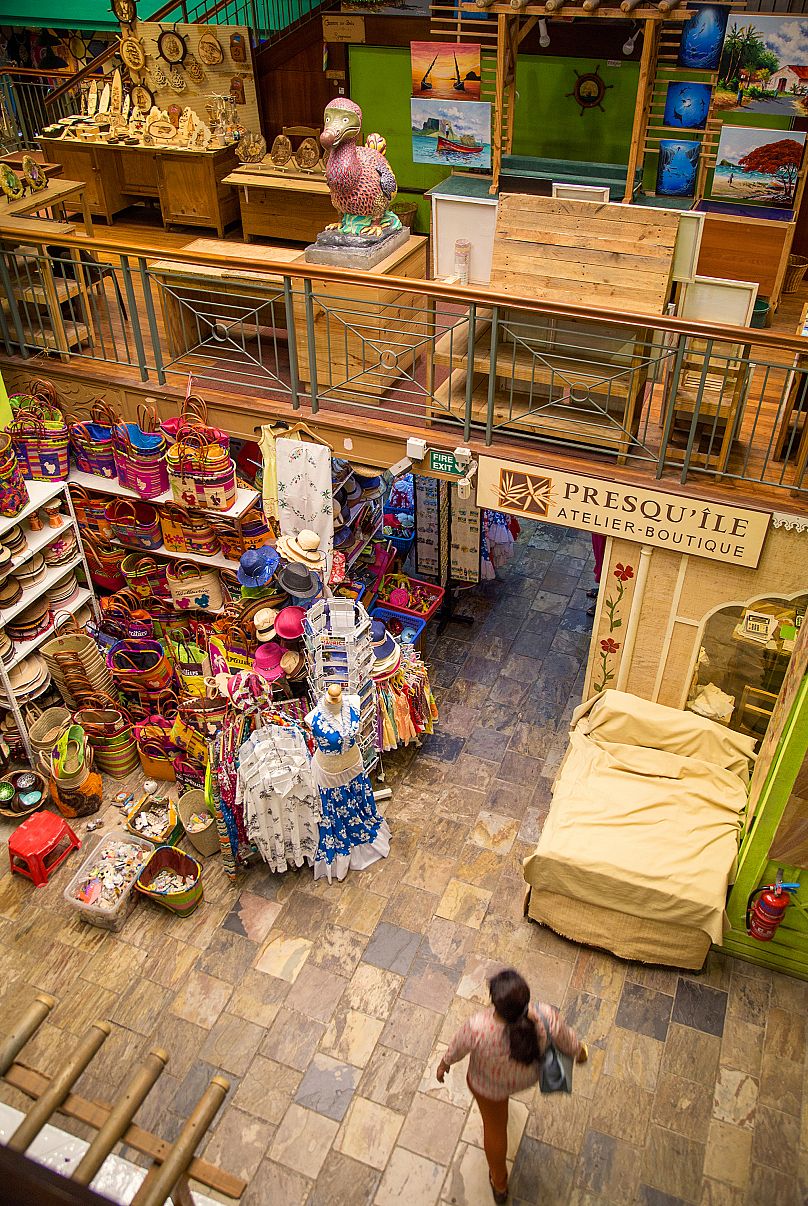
[0,481,100,763]
[303,599,379,772]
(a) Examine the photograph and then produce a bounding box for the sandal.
[56,724,86,778]
[489,1173,508,1204]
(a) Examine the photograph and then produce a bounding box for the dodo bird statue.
[319,97,402,241]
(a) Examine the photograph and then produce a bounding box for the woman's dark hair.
[489,968,541,1066]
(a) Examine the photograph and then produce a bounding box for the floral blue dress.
[309,697,390,882]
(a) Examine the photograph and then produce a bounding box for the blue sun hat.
[237,546,280,588]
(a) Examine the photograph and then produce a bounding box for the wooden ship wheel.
[566,66,613,115]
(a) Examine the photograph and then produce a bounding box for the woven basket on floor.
[783,255,808,294]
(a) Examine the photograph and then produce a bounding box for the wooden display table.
[292,234,429,402]
[223,169,336,244]
[149,238,303,359]
[38,138,238,237]
[2,176,93,237]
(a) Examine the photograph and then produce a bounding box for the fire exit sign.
[429,450,462,476]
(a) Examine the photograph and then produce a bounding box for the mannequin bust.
[309,682,359,772]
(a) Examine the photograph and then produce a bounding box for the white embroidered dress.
[236,724,321,873]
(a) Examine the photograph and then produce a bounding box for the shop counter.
[38,138,239,237]
[223,169,337,244]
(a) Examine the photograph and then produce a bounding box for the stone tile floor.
[1,522,807,1205]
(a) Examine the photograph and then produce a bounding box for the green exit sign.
[429,449,462,476]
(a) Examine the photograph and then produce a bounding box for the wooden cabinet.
[39,140,124,222]
[38,139,238,236]
[224,171,337,244]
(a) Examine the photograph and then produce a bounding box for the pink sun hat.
[254,642,285,682]
[274,605,306,641]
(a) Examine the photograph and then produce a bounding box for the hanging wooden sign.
[230,74,246,105]
[322,14,365,43]
[131,83,153,113]
[197,28,224,66]
[120,36,146,72]
[157,27,187,65]
[111,0,137,26]
[229,32,246,62]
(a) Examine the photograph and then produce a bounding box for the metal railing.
[0,231,806,500]
[0,70,91,152]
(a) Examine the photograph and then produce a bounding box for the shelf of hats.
[0,381,446,903]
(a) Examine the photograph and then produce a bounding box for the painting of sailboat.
[411,98,491,168]
[411,42,482,101]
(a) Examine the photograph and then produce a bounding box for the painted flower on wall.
[593,562,635,694]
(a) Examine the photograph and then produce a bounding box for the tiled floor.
[1,523,808,1205]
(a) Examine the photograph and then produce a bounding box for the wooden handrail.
[3,223,807,356]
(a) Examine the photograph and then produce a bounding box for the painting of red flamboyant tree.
[711,125,806,207]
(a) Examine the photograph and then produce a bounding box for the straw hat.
[274,605,306,641]
[280,649,306,679]
[237,547,280,588]
[370,620,401,677]
[254,607,279,642]
[276,529,326,569]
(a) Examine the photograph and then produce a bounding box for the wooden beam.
[492,12,508,195]
[623,19,657,203]
[517,13,538,39]
[4,1063,246,1200]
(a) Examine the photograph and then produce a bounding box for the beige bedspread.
[524,691,756,946]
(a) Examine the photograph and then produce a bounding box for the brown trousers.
[469,1079,509,1193]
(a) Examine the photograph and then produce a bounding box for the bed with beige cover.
[523,690,757,969]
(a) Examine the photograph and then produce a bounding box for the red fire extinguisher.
[746,870,800,942]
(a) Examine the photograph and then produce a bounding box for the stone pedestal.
[304,224,409,269]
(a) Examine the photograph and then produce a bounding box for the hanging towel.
[276,437,334,573]
[258,423,300,520]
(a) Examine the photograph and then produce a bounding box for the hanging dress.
[308,695,391,883]
[236,724,321,873]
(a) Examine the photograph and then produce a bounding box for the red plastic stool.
[8,812,81,887]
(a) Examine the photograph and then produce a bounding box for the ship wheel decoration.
[567,66,612,115]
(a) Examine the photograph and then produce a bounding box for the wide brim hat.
[345,480,363,504]
[333,526,352,548]
[371,620,398,664]
[280,649,306,679]
[237,547,280,588]
[274,605,306,641]
[254,607,278,641]
[331,458,354,493]
[371,648,401,679]
[254,641,285,682]
[275,562,323,600]
[276,529,327,570]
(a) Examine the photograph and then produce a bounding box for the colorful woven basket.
[107,499,162,550]
[113,406,168,499]
[166,432,236,512]
[9,409,69,481]
[0,433,29,518]
[70,402,117,479]
[136,845,203,915]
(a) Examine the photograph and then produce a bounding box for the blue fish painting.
[657,139,701,197]
[664,81,712,129]
[678,5,730,71]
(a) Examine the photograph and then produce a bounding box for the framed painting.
[716,15,808,115]
[711,125,806,207]
[656,139,701,197]
[411,42,481,101]
[664,81,712,129]
[411,98,491,169]
[678,5,730,71]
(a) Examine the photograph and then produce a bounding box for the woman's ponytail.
[489,968,541,1066]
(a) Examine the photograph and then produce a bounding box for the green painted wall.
[4,2,120,29]
[349,46,641,230]
[348,45,449,234]
[512,56,639,165]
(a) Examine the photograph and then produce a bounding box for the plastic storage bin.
[370,606,426,646]
[63,828,153,931]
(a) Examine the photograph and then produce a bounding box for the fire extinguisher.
[746,870,800,942]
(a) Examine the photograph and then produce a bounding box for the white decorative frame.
[678,274,759,327]
[551,182,611,202]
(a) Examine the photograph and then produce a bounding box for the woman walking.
[437,968,587,1202]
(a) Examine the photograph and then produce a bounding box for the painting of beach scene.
[411,98,491,169]
[411,42,481,101]
[656,139,701,197]
[664,81,712,129]
[678,5,730,71]
[715,15,808,114]
[711,125,805,206]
